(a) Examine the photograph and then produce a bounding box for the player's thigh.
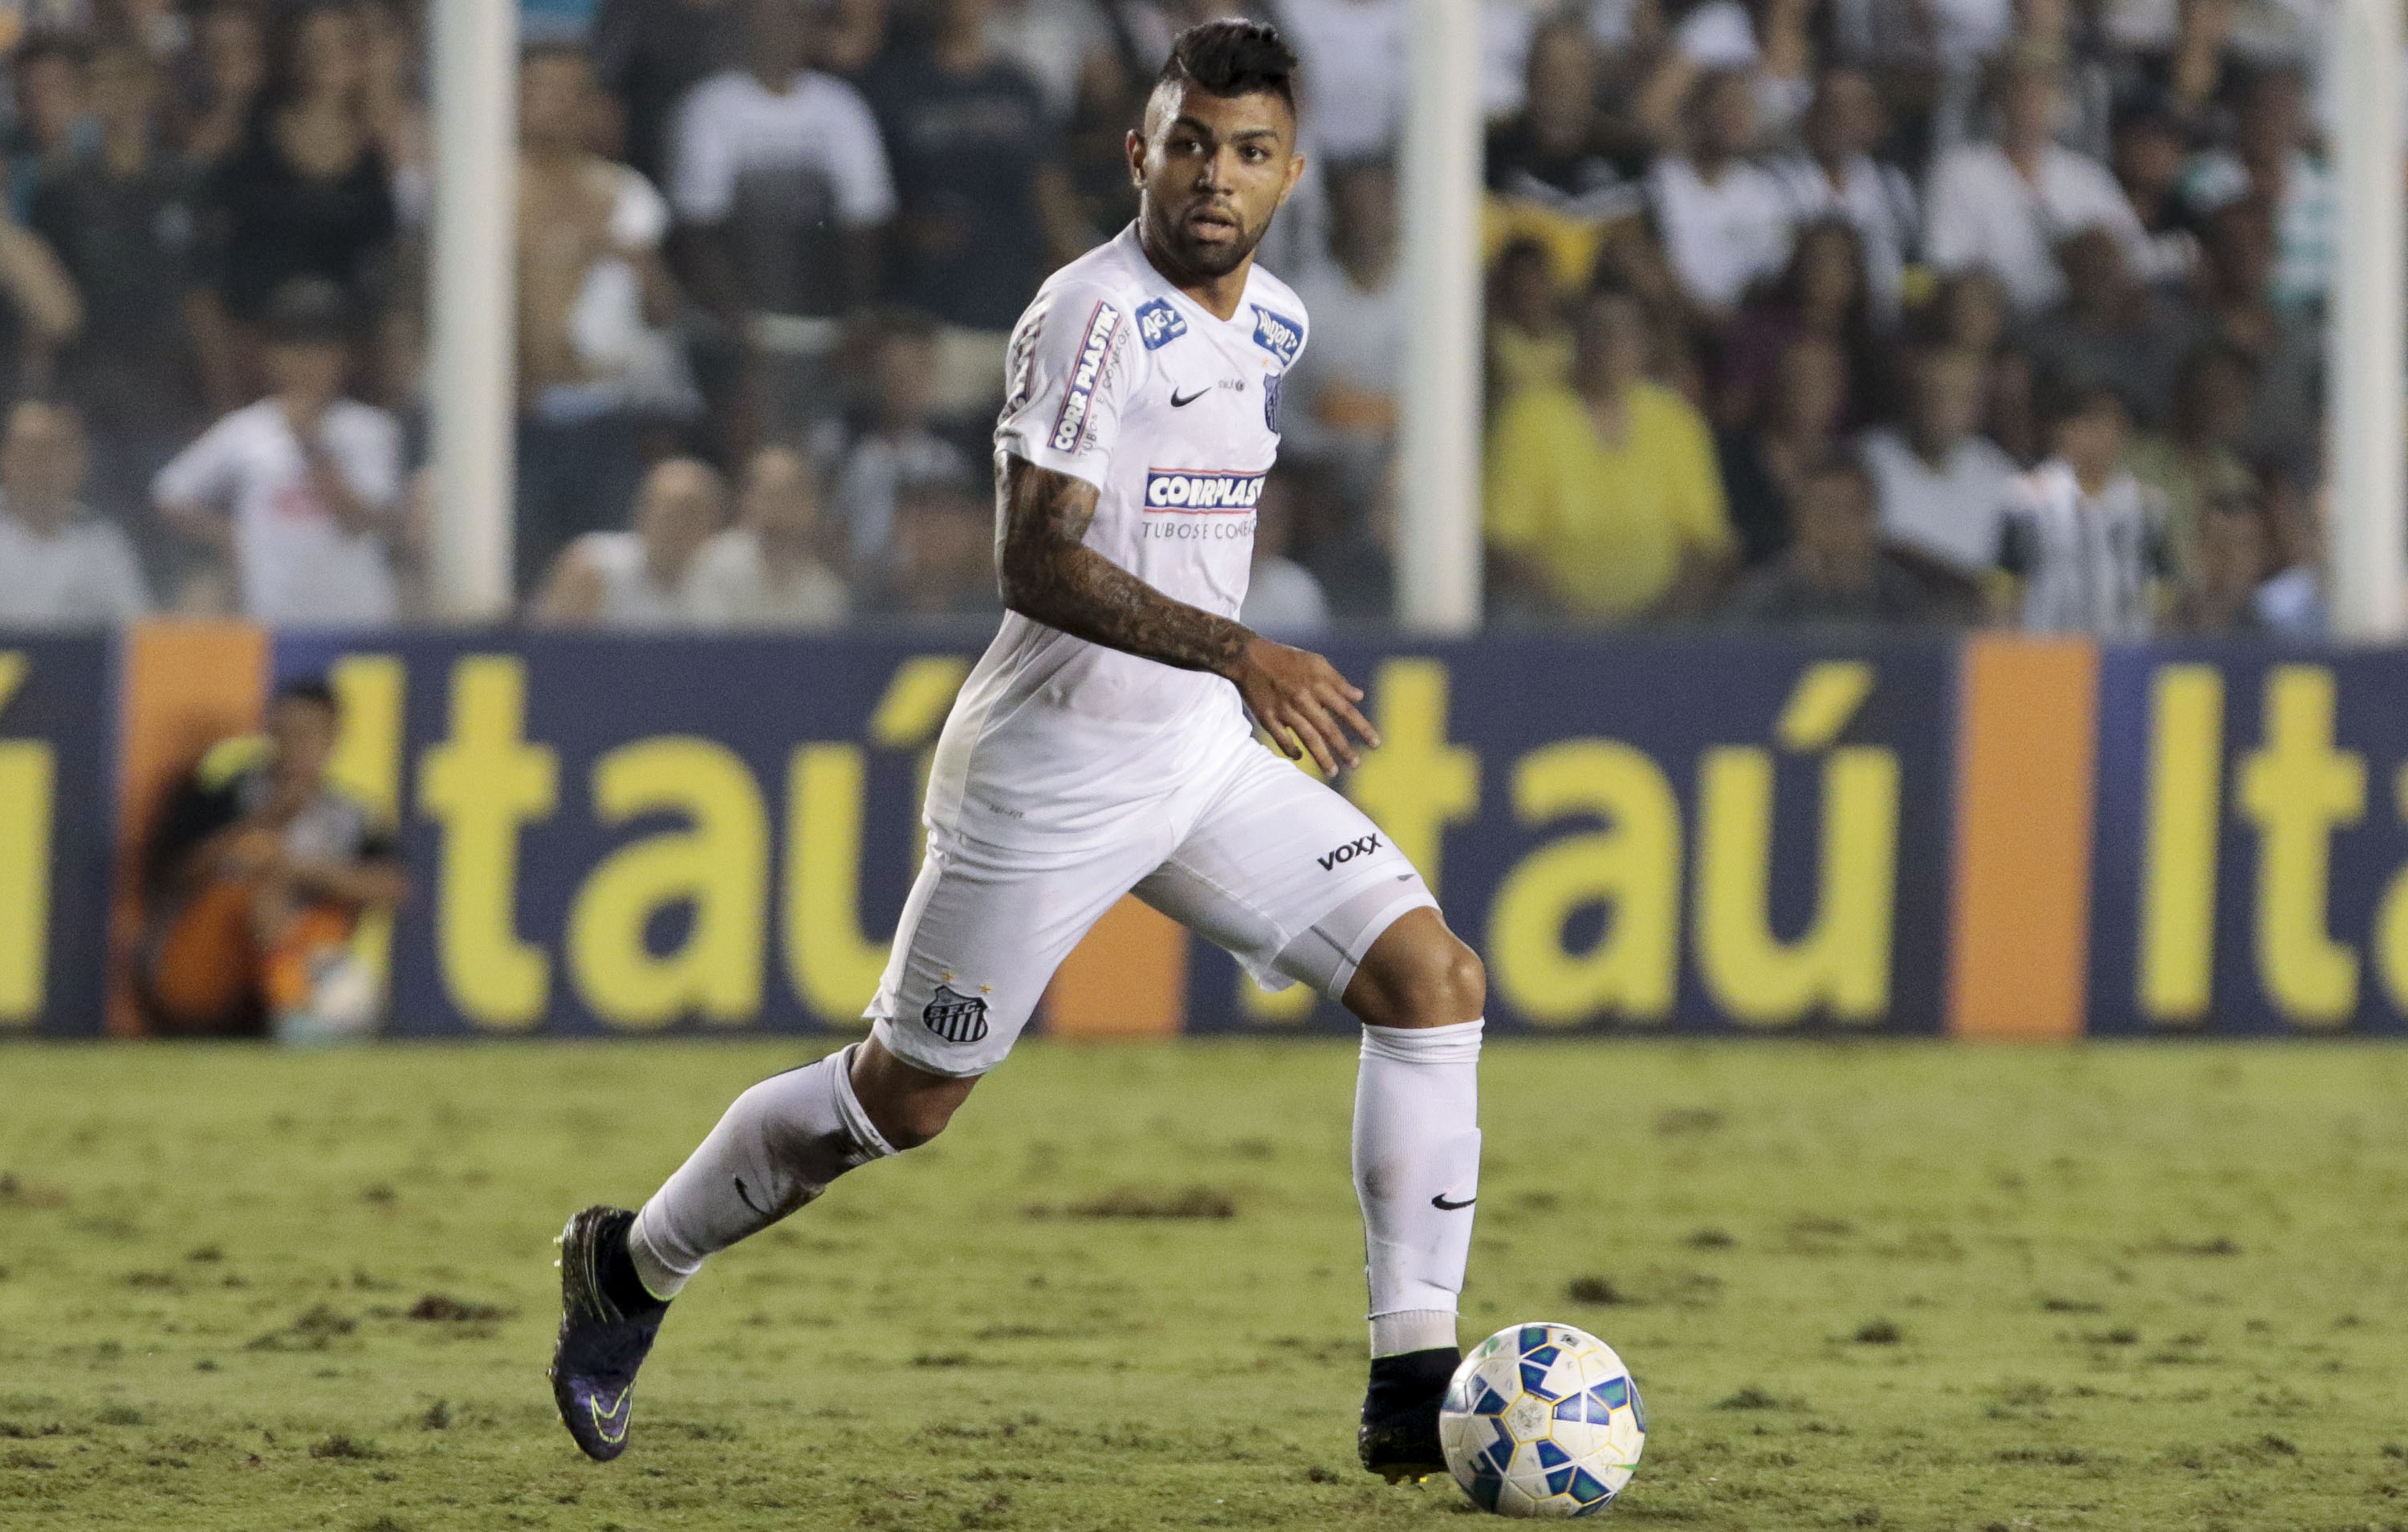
[867,829,1161,1079]
[1135,747,1437,1004]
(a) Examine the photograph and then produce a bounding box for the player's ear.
[1281,147,1307,204]
[1125,126,1147,189]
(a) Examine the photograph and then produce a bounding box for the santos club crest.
[921,984,990,1043]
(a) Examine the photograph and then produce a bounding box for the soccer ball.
[1439,1323,1645,1517]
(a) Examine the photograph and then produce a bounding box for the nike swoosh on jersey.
[1431,1193,1476,1211]
[1169,386,1209,407]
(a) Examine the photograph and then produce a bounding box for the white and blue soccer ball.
[1440,1323,1645,1518]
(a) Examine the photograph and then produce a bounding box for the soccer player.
[551,21,1487,1484]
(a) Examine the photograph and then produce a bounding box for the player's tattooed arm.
[997,455,1250,673]
[997,456,1384,773]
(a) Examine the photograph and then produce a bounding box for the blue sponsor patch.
[1250,304,1303,365]
[1047,300,1123,455]
[1133,299,1187,350]
[1142,468,1267,512]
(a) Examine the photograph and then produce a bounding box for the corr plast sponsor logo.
[1048,300,1122,453]
[1143,468,1267,513]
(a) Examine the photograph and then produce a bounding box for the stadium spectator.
[2177,63,2329,314]
[1647,69,1793,323]
[1285,157,1401,510]
[1922,55,2149,314]
[1771,67,1916,323]
[136,676,407,1040]
[31,37,207,530]
[670,0,895,443]
[192,0,398,408]
[181,0,270,168]
[2107,96,2199,285]
[864,469,1003,620]
[1483,284,1734,624]
[1484,20,1643,286]
[1721,451,1979,626]
[0,399,150,625]
[861,0,1089,396]
[2126,339,2255,583]
[2192,195,2318,477]
[1633,0,1820,149]
[153,276,403,624]
[2168,489,2272,632]
[1714,219,1879,432]
[984,0,1115,126]
[10,36,94,214]
[532,455,726,628]
[819,0,893,77]
[2113,0,2239,146]
[514,43,687,596]
[1483,235,1572,411]
[687,445,849,628]
[821,306,973,575]
[357,0,429,229]
[1859,346,2020,579]
[588,0,746,189]
[1997,378,2169,636]
[1915,266,2038,464]
[1272,0,1405,162]
[1238,472,1329,636]
[1717,331,1849,566]
[2020,225,2196,430]
[2249,469,2325,636]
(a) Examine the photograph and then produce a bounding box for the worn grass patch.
[1,1038,2406,1530]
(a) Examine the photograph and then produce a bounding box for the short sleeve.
[153,417,242,510]
[992,282,1137,488]
[669,81,737,223]
[823,82,898,227]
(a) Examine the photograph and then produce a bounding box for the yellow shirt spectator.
[1485,378,1732,622]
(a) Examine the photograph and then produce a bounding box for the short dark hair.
[1154,19,1299,116]
[274,677,339,712]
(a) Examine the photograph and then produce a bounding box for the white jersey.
[929,223,1307,850]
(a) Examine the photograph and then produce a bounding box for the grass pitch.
[2,1039,2406,1531]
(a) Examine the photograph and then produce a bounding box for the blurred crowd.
[0,0,2346,637]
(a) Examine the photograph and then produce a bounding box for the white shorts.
[867,738,1435,1077]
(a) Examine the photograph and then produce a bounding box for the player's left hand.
[1221,636,1381,776]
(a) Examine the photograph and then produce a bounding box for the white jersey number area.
[925,223,1309,852]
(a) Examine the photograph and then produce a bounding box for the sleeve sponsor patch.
[1250,304,1303,365]
[1047,299,1124,455]
[1133,299,1187,350]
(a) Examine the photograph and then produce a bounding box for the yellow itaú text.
[0,652,53,1026]
[2139,660,2408,1030]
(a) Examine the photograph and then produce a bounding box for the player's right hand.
[1221,635,1381,776]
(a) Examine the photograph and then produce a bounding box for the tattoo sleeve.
[996,455,1253,673]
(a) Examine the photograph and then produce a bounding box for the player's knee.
[853,1072,974,1151]
[1351,922,1486,1030]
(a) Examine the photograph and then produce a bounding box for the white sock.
[1353,1018,1483,1358]
[626,1044,894,1299]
